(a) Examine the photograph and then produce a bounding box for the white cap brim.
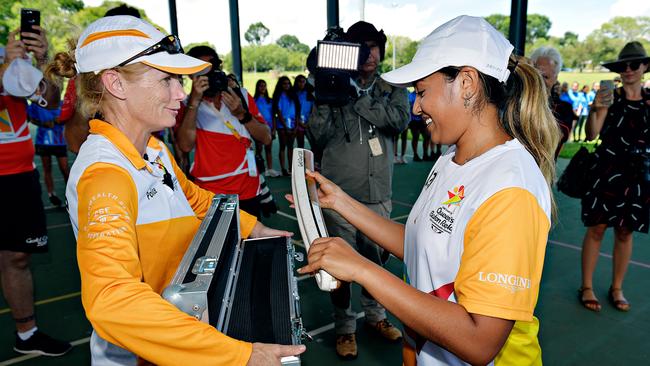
[381,60,443,88]
[139,52,210,75]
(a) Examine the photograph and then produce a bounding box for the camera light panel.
[317,41,360,71]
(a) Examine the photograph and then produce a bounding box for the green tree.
[276,34,309,53]
[244,22,269,45]
[484,13,552,45]
[381,35,418,73]
[599,16,650,42]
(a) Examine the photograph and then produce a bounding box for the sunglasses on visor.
[609,60,647,73]
[118,35,184,67]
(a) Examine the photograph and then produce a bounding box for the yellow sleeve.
[164,145,257,238]
[76,163,252,366]
[455,188,550,321]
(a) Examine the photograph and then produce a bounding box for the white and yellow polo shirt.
[66,120,256,365]
[403,138,551,366]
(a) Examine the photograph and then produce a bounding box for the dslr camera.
[306,27,370,107]
[203,60,229,98]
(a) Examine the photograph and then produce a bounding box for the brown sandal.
[608,287,630,312]
[578,287,601,312]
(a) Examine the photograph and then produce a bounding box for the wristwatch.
[239,112,252,124]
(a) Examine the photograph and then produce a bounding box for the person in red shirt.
[176,46,271,218]
[0,26,72,356]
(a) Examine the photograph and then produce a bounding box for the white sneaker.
[269,169,281,177]
[400,156,407,164]
[264,170,272,177]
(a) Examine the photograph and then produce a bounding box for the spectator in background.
[408,89,428,161]
[531,46,574,159]
[176,46,272,219]
[588,81,599,105]
[272,76,300,176]
[0,26,71,356]
[559,82,571,104]
[393,124,408,164]
[293,74,314,149]
[579,41,649,313]
[573,85,590,141]
[307,20,408,360]
[28,101,70,207]
[254,79,279,177]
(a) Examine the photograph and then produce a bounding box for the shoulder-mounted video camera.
[306,27,370,107]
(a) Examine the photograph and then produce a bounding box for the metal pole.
[327,0,339,29]
[360,0,365,21]
[229,0,243,83]
[508,0,528,55]
[168,0,178,36]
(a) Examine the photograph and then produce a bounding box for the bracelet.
[239,112,252,124]
[187,102,200,110]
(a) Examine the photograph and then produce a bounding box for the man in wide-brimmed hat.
[602,41,649,74]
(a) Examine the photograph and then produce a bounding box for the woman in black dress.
[579,41,650,312]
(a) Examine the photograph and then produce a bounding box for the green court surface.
[1,140,648,366]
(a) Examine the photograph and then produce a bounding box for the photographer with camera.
[176,46,272,218]
[306,21,409,359]
[0,22,72,356]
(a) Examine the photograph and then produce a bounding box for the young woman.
[579,41,649,312]
[254,79,278,177]
[292,15,559,365]
[293,74,314,149]
[47,15,303,365]
[272,76,300,176]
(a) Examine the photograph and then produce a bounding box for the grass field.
[558,71,620,89]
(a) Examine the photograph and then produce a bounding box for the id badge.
[368,137,383,157]
[246,149,258,177]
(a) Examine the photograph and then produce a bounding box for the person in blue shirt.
[573,85,590,141]
[254,79,279,177]
[407,90,428,161]
[293,74,314,150]
[272,76,300,176]
[27,103,69,207]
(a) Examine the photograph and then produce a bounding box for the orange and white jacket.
[66,120,256,365]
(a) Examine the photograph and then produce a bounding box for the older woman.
[294,15,559,365]
[579,41,650,312]
[47,16,304,365]
[530,46,574,159]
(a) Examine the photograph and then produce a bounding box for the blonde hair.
[46,41,149,118]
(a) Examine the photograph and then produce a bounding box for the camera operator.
[175,46,271,218]
[0,25,71,356]
[306,21,409,359]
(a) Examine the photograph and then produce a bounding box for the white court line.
[308,312,365,337]
[548,240,650,269]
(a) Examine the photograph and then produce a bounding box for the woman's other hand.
[189,75,208,105]
[249,221,293,239]
[222,88,246,119]
[247,343,306,366]
[284,169,346,211]
[297,237,371,283]
[593,85,614,111]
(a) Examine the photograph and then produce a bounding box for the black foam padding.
[225,237,292,344]
[206,220,239,328]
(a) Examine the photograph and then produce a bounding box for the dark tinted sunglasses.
[609,60,646,73]
[118,35,184,67]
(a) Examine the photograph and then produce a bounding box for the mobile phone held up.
[20,8,41,41]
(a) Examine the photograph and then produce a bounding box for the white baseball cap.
[75,15,209,75]
[382,15,514,87]
[2,57,43,97]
